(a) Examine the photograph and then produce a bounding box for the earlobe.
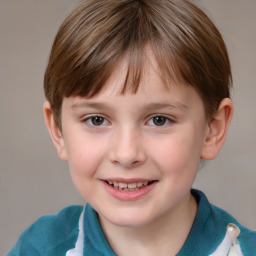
[43,101,68,161]
[201,98,233,160]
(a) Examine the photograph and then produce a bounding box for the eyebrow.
[71,102,110,110]
[71,101,187,111]
[144,102,188,111]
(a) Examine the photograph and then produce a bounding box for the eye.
[147,116,172,126]
[84,116,109,127]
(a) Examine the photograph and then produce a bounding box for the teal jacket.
[7,190,256,255]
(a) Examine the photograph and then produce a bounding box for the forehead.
[61,48,206,120]
[98,49,183,97]
[64,53,204,115]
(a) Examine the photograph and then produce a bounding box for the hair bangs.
[44,0,232,128]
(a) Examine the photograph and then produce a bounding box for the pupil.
[153,116,166,126]
[92,116,104,126]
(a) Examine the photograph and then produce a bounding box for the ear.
[201,98,233,160]
[43,101,68,161]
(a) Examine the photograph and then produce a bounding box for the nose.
[109,127,146,168]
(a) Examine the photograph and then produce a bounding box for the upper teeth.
[108,181,149,189]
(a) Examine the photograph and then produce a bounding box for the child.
[8,0,256,255]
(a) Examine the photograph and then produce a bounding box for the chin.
[110,218,151,228]
[102,208,156,228]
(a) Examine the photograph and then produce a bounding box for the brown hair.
[44,0,232,128]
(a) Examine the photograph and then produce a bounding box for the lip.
[101,179,157,201]
[103,178,153,183]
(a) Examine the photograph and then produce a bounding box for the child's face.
[57,55,210,227]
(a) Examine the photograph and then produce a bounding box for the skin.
[44,53,233,255]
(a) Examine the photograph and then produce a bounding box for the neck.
[99,192,198,256]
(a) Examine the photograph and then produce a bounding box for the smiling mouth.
[105,180,156,191]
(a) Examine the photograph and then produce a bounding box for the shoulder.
[194,190,256,255]
[7,205,83,256]
[209,199,256,254]
[237,224,256,255]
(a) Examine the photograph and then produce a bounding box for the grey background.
[0,0,255,254]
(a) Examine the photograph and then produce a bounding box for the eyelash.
[82,115,110,127]
[82,114,174,128]
[146,115,173,127]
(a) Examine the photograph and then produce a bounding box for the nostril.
[114,159,142,168]
[108,136,146,167]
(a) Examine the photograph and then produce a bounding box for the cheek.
[151,130,203,174]
[66,135,107,178]
[66,136,108,200]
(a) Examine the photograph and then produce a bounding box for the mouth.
[104,180,156,191]
[102,179,158,201]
